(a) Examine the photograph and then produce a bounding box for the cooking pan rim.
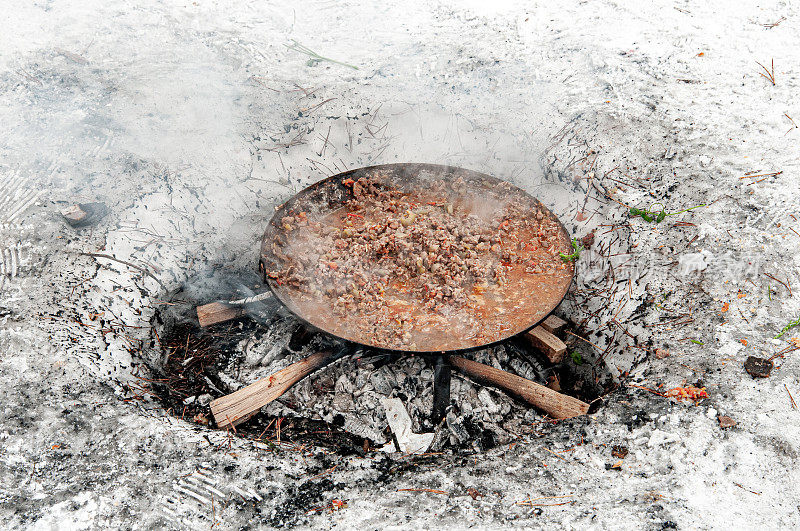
[259,162,575,355]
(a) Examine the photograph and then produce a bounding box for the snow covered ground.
[1,0,799,528]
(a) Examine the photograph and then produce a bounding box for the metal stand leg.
[431,356,451,424]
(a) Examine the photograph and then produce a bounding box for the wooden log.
[197,302,245,328]
[540,315,568,335]
[210,350,345,429]
[196,291,273,328]
[448,355,589,419]
[524,325,567,364]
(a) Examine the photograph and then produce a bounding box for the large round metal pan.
[259,163,574,355]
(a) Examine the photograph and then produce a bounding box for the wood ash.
[212,314,558,451]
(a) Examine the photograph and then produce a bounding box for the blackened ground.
[149,280,373,454]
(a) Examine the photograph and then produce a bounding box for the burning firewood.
[524,326,567,364]
[196,291,273,327]
[211,348,348,429]
[210,347,590,430]
[447,355,590,419]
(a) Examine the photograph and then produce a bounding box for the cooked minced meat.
[267,172,573,351]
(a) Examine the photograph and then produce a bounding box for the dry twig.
[516,494,575,507]
[762,16,786,29]
[784,113,798,136]
[785,384,797,410]
[734,482,761,495]
[739,170,782,180]
[756,59,775,85]
[300,97,336,114]
[319,125,332,157]
[80,252,165,289]
[763,272,792,296]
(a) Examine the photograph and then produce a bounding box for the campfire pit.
[148,164,609,453]
[216,164,590,431]
[153,282,605,453]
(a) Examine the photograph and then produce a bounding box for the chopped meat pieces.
[265,172,574,350]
